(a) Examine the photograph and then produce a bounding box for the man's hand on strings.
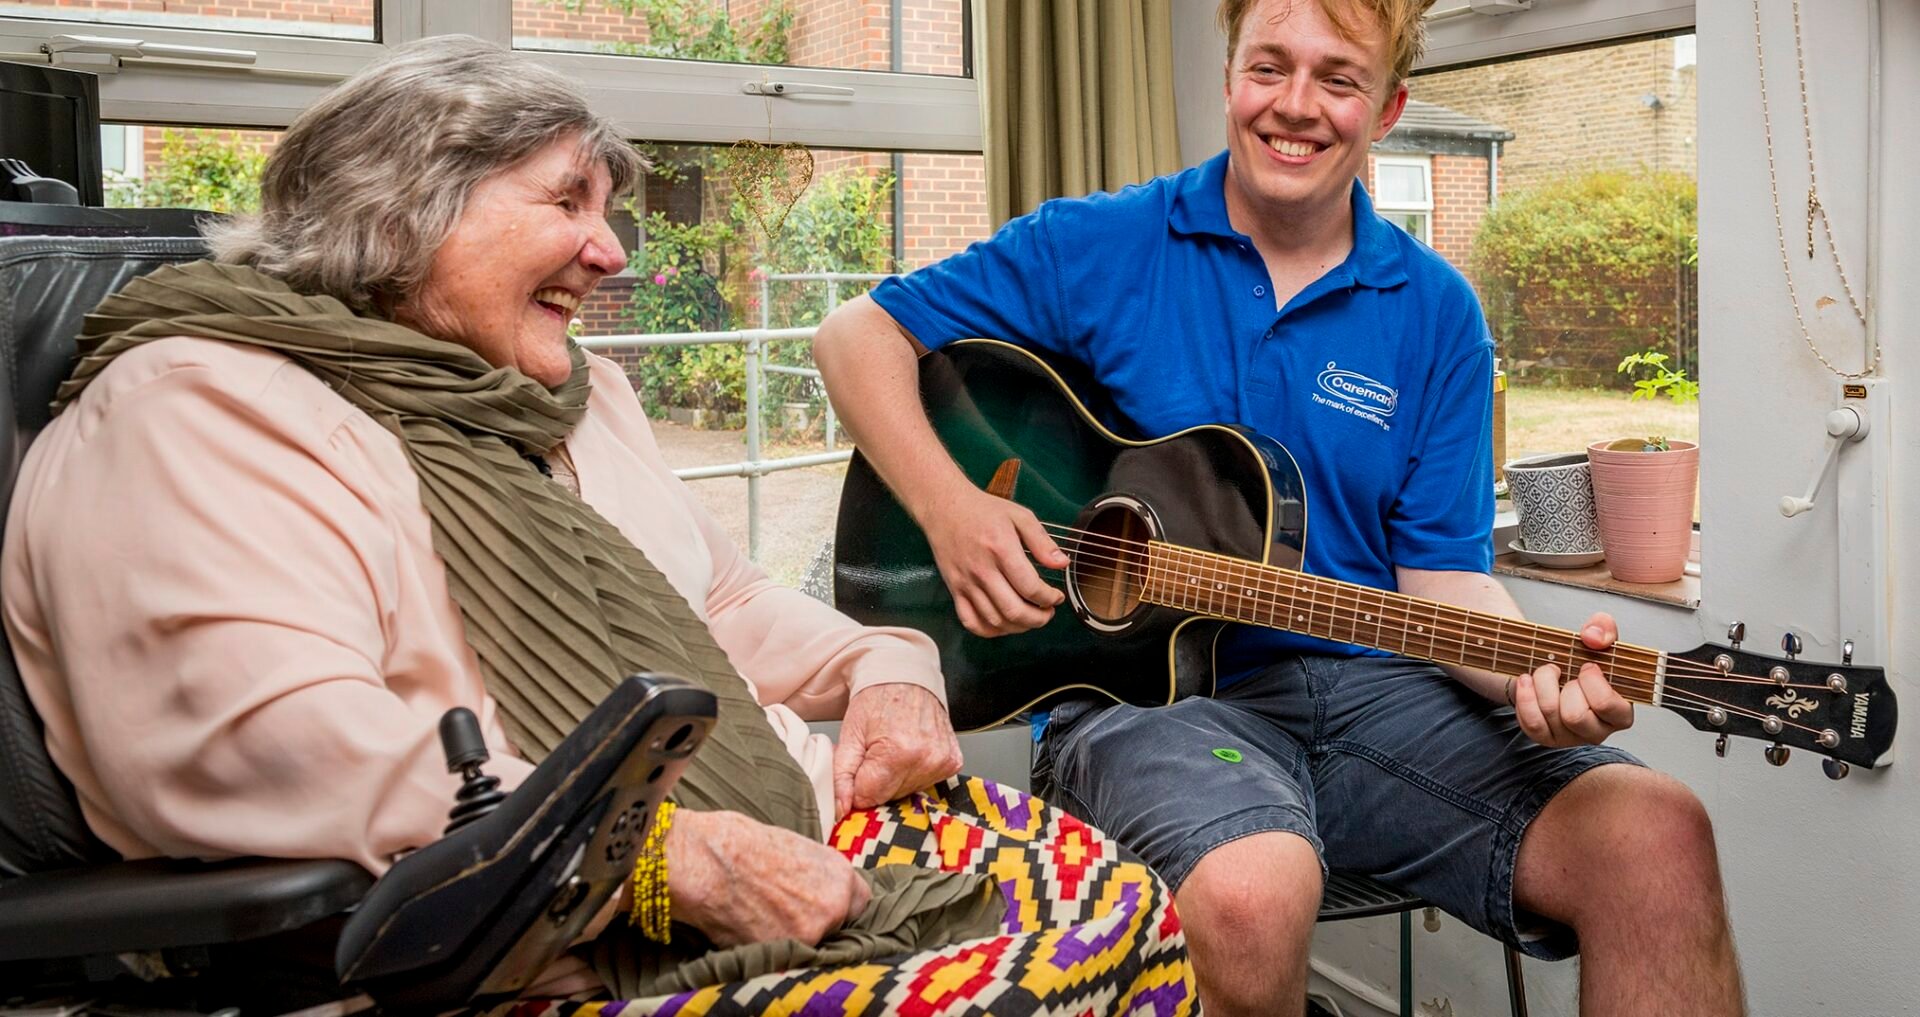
[918,485,1067,637]
[832,682,964,817]
[1511,611,1636,747]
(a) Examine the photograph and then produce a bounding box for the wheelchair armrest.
[335,673,716,1012]
[0,855,372,961]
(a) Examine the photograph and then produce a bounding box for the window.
[1372,155,1432,244]
[0,0,377,41]
[1408,33,1699,473]
[511,0,970,77]
[587,140,988,411]
[100,123,278,213]
[0,2,979,150]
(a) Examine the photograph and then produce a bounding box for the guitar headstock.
[1663,638,1896,771]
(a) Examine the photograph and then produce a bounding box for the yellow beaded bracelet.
[629,800,676,944]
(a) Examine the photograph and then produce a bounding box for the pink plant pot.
[1586,439,1699,583]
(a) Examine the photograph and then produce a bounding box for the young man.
[812,1,1744,1013]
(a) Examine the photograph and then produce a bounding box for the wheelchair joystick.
[440,707,507,834]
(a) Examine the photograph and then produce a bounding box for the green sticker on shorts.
[1212,748,1243,763]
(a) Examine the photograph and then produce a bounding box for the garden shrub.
[626,167,897,433]
[107,129,266,213]
[1471,169,1696,388]
[551,0,791,63]
[747,169,896,428]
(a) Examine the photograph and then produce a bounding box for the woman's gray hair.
[206,35,645,314]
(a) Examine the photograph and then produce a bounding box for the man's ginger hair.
[1218,0,1437,90]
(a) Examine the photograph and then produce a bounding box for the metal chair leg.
[1399,909,1414,1017]
[1504,946,1529,1017]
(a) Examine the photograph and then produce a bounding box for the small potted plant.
[1588,351,1699,583]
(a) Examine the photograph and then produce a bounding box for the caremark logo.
[1317,363,1398,416]
[1311,362,1398,432]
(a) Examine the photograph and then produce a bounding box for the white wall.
[1171,1,1227,167]
[1169,1,1917,1013]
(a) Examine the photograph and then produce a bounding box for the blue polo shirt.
[870,150,1495,686]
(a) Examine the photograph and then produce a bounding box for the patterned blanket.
[511,776,1193,1016]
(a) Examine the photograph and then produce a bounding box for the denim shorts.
[1030,654,1642,960]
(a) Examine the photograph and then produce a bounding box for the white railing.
[576,270,893,561]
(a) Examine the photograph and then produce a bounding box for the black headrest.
[0,234,208,875]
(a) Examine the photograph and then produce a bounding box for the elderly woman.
[2,35,1189,1016]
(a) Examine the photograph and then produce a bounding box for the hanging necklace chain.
[1753,0,1878,379]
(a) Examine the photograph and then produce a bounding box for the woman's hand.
[832,682,964,817]
[666,809,871,947]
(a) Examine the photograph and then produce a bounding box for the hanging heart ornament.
[728,140,815,239]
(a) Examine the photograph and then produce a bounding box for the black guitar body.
[834,339,1308,731]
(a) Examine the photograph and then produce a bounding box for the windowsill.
[1491,505,1700,609]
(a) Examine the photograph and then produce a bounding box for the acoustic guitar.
[833,339,1897,773]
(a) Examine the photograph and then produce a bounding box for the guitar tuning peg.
[1781,631,1802,660]
[1765,743,1792,767]
[1842,639,1855,666]
[1823,759,1851,780]
[1727,621,1745,649]
[1715,734,1729,757]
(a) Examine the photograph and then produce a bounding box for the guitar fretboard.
[1140,542,1667,702]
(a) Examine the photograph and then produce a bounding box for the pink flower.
[653,273,667,285]
[667,265,680,275]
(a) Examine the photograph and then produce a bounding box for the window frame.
[1419,0,1693,72]
[1410,7,1704,602]
[0,0,982,151]
[1371,154,1433,245]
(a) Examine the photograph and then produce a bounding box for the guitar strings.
[1036,525,1826,693]
[1032,521,1829,687]
[1018,552,1826,741]
[1017,540,1831,740]
[1020,507,1837,716]
[1020,522,1848,714]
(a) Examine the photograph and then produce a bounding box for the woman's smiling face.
[400,134,626,387]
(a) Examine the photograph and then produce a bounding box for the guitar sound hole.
[1070,503,1153,624]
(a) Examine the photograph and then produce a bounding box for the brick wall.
[1410,37,1698,196]
[901,0,964,75]
[514,1,647,45]
[1429,152,1487,271]
[139,125,277,169]
[1362,151,1489,277]
[902,152,986,268]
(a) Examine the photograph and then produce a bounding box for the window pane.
[1375,162,1427,205]
[1407,34,1698,483]
[583,142,987,342]
[512,0,969,76]
[579,141,988,584]
[102,123,276,213]
[1383,210,1427,242]
[0,0,376,41]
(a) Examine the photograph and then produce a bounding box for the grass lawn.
[1504,386,1700,462]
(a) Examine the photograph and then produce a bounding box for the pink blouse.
[2,337,945,875]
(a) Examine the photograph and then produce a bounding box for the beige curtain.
[979,0,1184,226]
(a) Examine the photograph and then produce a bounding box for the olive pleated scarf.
[58,260,818,836]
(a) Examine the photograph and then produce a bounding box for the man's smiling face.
[1223,0,1408,225]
